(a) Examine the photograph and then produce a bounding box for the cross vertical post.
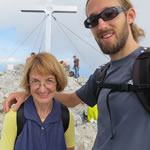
[21,2,77,52]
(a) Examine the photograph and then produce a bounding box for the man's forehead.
[86,0,121,15]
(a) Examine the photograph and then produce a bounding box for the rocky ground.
[0,64,97,150]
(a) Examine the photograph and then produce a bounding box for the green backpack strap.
[17,103,70,137]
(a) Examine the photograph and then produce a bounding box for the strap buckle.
[119,84,130,91]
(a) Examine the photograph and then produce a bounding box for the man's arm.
[3,91,82,112]
[3,91,29,112]
[55,92,82,107]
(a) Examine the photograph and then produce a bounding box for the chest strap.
[98,83,150,92]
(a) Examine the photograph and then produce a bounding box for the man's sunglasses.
[84,6,126,29]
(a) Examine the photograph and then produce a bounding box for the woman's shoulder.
[5,108,17,119]
[3,108,17,125]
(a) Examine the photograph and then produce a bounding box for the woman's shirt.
[0,108,75,150]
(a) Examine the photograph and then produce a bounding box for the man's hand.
[3,91,29,112]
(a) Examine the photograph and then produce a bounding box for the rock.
[75,123,97,150]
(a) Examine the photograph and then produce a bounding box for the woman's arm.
[65,111,75,150]
[0,109,17,150]
[67,148,74,150]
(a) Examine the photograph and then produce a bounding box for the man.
[3,0,150,150]
[60,60,70,76]
[73,56,80,78]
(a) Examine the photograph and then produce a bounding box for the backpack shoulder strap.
[17,103,26,137]
[98,48,150,112]
[96,62,110,101]
[61,104,70,133]
[132,47,150,112]
[17,103,70,136]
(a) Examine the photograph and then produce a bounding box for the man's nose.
[97,18,108,29]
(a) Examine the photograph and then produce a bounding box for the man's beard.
[96,22,129,55]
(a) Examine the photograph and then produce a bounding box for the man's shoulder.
[95,63,110,72]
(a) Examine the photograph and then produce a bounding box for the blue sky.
[0,0,150,77]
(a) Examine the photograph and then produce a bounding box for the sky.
[0,0,150,77]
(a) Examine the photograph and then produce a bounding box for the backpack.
[96,47,150,112]
[16,103,70,138]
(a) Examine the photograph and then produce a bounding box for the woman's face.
[29,71,57,104]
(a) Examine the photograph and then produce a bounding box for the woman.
[0,52,75,150]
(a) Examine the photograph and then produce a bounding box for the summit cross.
[21,0,77,52]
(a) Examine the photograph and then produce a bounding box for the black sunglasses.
[84,6,126,29]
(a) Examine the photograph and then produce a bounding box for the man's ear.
[127,8,136,24]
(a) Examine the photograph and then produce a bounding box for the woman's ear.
[127,8,136,24]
